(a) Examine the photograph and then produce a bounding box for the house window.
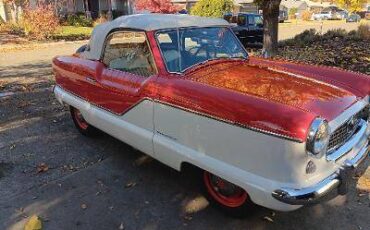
[102,31,156,77]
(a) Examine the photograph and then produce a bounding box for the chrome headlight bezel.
[306,118,330,159]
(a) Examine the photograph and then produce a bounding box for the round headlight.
[306,118,330,158]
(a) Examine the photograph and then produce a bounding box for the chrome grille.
[327,113,361,152]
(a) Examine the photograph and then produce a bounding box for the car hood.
[187,60,358,121]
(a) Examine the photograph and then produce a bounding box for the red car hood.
[187,60,358,121]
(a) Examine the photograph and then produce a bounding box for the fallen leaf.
[36,163,49,173]
[119,223,125,230]
[134,155,153,166]
[24,215,42,230]
[183,215,193,221]
[10,144,16,150]
[81,203,87,210]
[263,216,274,223]
[125,182,136,188]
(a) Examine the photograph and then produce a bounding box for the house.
[0,0,134,22]
[61,0,134,19]
[306,0,336,13]
[171,0,260,13]
[280,0,309,18]
[171,0,198,12]
[171,0,298,16]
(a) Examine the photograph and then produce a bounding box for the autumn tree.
[255,0,282,58]
[3,0,28,22]
[190,0,233,18]
[335,0,367,13]
[135,0,181,13]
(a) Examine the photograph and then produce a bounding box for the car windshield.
[156,27,248,73]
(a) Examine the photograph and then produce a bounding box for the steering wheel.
[191,44,213,59]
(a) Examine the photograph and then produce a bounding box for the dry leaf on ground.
[24,215,42,230]
[36,163,49,173]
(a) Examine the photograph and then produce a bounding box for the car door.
[233,14,248,46]
[84,30,158,155]
[246,15,263,43]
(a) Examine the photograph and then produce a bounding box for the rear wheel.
[202,171,254,217]
[70,106,100,136]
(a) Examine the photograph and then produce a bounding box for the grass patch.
[52,26,93,41]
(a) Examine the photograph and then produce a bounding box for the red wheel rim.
[204,171,248,208]
[73,108,89,130]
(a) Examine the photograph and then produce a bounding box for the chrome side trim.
[329,96,369,132]
[55,85,303,143]
[326,119,368,162]
[154,99,303,143]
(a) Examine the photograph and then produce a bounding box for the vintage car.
[52,14,370,216]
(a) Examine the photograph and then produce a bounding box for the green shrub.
[0,22,24,35]
[190,0,233,18]
[357,24,370,40]
[65,14,93,27]
[289,7,298,19]
[322,29,347,39]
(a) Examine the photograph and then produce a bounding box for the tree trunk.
[261,0,281,58]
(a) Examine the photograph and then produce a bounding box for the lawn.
[52,26,93,41]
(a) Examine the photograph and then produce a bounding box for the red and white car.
[53,14,370,216]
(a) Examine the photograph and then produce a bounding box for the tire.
[70,106,100,137]
[201,170,255,217]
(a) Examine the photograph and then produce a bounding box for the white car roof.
[83,14,230,60]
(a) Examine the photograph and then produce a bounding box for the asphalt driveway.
[0,41,369,230]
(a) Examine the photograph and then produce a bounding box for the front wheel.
[70,106,100,136]
[202,171,254,217]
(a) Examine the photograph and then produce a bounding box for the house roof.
[83,14,229,60]
[281,0,308,9]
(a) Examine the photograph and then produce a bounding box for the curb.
[0,40,89,52]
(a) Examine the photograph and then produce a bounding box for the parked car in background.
[346,13,361,22]
[312,11,338,20]
[53,14,370,216]
[337,10,348,19]
[224,13,263,47]
[279,9,288,23]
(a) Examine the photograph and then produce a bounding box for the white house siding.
[0,0,6,22]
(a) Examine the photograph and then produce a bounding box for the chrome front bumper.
[272,120,369,205]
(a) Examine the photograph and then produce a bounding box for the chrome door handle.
[86,76,96,83]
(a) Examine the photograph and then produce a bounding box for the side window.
[248,16,255,25]
[237,15,246,26]
[157,30,180,73]
[102,31,156,77]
